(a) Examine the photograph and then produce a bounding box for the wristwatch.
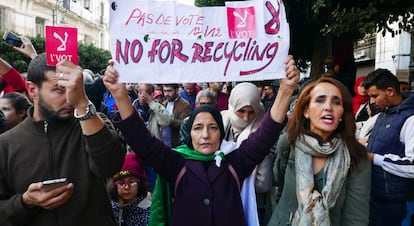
[74,101,97,121]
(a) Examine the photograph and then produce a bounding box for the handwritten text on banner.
[109,0,289,83]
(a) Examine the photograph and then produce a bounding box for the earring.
[339,118,343,122]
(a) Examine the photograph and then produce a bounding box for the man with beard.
[162,83,192,147]
[0,53,125,226]
[364,69,414,226]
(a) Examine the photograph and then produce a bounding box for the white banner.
[109,0,290,83]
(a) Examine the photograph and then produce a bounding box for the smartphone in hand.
[42,178,68,192]
[2,31,23,47]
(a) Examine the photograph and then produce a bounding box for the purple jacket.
[113,111,284,226]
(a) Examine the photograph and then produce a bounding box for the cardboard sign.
[46,26,78,66]
[109,0,290,83]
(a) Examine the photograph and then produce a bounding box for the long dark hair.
[287,77,367,166]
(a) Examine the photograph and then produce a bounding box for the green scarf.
[148,145,215,226]
[174,144,215,161]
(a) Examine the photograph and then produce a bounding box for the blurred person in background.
[261,82,278,112]
[0,92,32,130]
[179,89,216,145]
[207,82,228,111]
[162,83,192,148]
[400,81,410,93]
[179,83,200,110]
[353,76,369,121]
[0,36,38,96]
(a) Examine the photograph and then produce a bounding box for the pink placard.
[227,6,256,39]
[46,26,78,66]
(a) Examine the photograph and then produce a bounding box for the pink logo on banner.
[46,26,78,66]
[227,6,256,39]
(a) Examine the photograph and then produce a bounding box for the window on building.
[35,17,45,37]
[100,33,104,48]
[100,2,104,24]
[62,0,70,10]
[84,0,91,10]
[84,34,93,45]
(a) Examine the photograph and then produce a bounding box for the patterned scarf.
[292,135,350,226]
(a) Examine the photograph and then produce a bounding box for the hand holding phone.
[2,31,23,48]
[42,178,68,192]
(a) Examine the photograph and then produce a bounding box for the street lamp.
[52,0,69,26]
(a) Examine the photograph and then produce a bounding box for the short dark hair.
[139,83,154,94]
[363,69,400,94]
[27,53,56,87]
[264,84,275,90]
[163,83,179,90]
[0,92,32,114]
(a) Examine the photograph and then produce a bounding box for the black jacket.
[0,108,125,226]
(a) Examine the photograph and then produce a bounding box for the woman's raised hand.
[103,60,128,99]
[103,60,134,119]
[269,55,299,123]
[280,55,300,90]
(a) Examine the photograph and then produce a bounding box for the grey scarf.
[292,135,351,226]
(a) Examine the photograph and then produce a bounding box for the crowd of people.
[0,35,414,226]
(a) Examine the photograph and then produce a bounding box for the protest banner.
[46,26,78,66]
[109,0,289,83]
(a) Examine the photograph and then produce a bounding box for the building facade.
[0,0,110,50]
[355,22,413,85]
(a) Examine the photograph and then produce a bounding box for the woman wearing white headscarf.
[221,82,272,226]
[222,82,265,145]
